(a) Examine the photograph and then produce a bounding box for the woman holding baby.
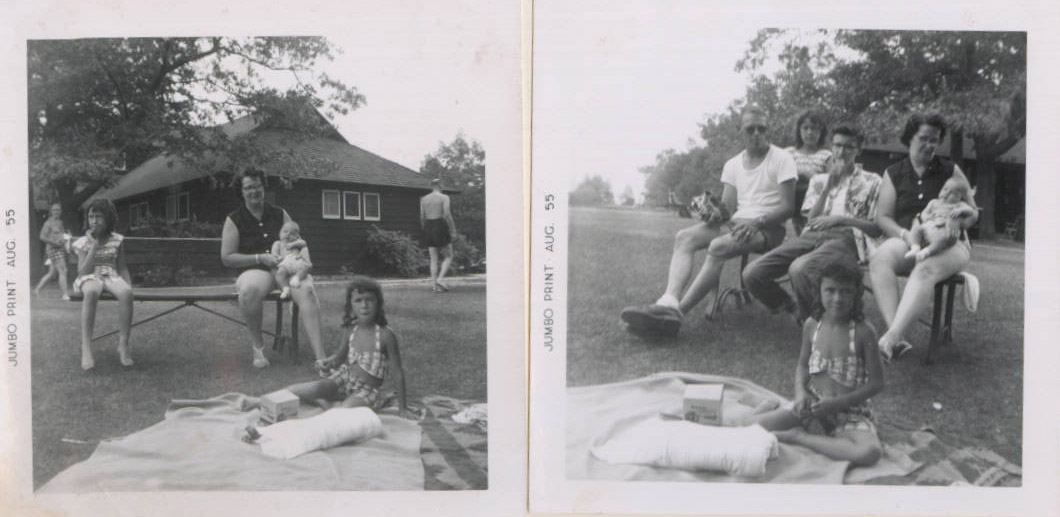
[868,113,978,361]
[221,169,326,368]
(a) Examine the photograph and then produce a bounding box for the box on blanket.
[260,389,299,424]
[683,384,724,426]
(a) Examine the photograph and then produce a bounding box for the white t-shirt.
[721,145,798,220]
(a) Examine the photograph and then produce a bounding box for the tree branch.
[149,38,223,93]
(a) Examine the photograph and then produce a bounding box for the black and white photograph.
[2,0,524,515]
[529,1,1058,515]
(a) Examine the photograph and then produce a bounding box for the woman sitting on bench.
[868,113,978,361]
[221,169,326,368]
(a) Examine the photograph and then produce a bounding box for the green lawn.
[30,279,486,489]
[567,205,1024,466]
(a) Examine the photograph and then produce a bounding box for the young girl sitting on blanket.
[69,199,134,371]
[280,276,411,417]
[745,260,885,466]
[270,221,312,300]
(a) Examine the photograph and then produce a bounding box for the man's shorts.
[424,218,452,248]
[705,219,785,259]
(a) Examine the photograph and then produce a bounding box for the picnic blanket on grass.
[41,393,488,492]
[569,372,1020,486]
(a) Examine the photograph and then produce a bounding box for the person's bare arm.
[221,217,277,268]
[875,171,904,239]
[383,328,409,416]
[443,195,456,235]
[116,240,132,285]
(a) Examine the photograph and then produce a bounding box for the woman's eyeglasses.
[743,125,768,135]
[832,142,859,151]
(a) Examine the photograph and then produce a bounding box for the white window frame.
[343,191,362,220]
[363,192,381,221]
[321,189,341,219]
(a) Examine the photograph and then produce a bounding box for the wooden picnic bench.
[707,253,966,365]
[69,287,302,362]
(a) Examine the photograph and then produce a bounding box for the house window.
[322,190,341,219]
[165,192,191,222]
[343,191,361,219]
[165,195,176,222]
[363,193,381,221]
[177,192,190,221]
[129,202,150,228]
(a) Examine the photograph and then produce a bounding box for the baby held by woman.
[271,221,312,299]
[903,177,976,262]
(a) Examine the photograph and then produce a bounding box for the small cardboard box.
[683,383,724,426]
[260,389,299,424]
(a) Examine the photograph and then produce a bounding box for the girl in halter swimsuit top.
[744,261,886,466]
[272,276,412,418]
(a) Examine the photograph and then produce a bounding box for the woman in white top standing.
[785,109,833,235]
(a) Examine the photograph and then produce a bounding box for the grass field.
[567,205,1024,466]
[30,279,486,489]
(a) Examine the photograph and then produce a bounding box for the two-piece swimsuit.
[71,233,125,292]
[327,324,389,409]
[793,320,876,436]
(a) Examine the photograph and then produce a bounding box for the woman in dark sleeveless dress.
[868,114,978,361]
[220,170,326,368]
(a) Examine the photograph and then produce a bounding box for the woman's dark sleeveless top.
[885,156,956,230]
[228,203,285,271]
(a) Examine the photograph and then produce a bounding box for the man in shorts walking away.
[620,105,797,337]
[421,178,456,292]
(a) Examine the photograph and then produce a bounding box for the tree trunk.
[973,137,998,240]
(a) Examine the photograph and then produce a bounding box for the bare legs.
[870,237,969,348]
[744,407,881,466]
[236,269,272,355]
[289,277,325,361]
[34,260,71,299]
[78,277,133,370]
[429,245,453,291]
[661,224,723,307]
[237,269,327,365]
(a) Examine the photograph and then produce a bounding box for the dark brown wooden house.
[87,114,437,273]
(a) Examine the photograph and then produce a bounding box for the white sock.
[654,294,680,310]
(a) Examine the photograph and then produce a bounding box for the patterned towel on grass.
[420,395,488,490]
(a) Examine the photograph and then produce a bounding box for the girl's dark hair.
[900,113,947,148]
[809,260,865,322]
[793,109,828,149]
[84,198,119,239]
[342,275,388,327]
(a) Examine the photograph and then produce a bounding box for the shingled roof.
[90,113,432,202]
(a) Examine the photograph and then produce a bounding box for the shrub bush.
[133,264,209,287]
[363,226,428,278]
[126,215,223,238]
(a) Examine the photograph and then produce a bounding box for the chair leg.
[273,299,284,352]
[924,284,944,365]
[290,303,300,363]
[944,283,958,344]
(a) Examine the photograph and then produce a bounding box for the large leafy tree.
[740,30,1026,237]
[420,133,486,249]
[28,37,365,227]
